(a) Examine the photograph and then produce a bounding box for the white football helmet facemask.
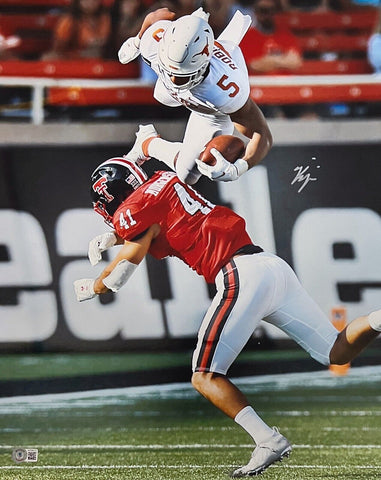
[158,10,214,91]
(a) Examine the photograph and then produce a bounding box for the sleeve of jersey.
[113,198,159,243]
[215,41,250,115]
[140,20,171,74]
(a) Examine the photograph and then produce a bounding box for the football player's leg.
[128,124,182,170]
[175,112,234,184]
[192,255,284,437]
[264,259,339,366]
[329,312,380,365]
[264,256,380,366]
[191,254,293,476]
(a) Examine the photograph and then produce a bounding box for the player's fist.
[74,279,96,302]
[88,232,117,266]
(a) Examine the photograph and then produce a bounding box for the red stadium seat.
[0,13,59,32]
[276,10,376,33]
[0,0,70,6]
[249,83,381,105]
[298,33,369,54]
[46,80,381,107]
[0,60,139,78]
[296,59,372,75]
[247,60,372,76]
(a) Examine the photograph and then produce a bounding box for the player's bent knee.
[177,170,200,185]
[329,342,352,365]
[175,163,201,185]
[191,371,214,393]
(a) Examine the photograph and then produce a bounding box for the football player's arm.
[197,97,272,182]
[74,224,160,301]
[230,97,273,169]
[118,8,175,64]
[93,224,160,294]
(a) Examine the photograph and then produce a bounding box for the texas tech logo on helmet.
[92,175,114,203]
[90,156,148,225]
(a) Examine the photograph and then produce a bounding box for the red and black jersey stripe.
[195,259,240,372]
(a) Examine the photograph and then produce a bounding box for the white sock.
[368,310,381,332]
[148,138,182,171]
[234,406,274,445]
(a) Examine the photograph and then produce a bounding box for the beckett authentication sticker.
[12,448,38,463]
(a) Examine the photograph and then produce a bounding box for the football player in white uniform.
[118,7,272,184]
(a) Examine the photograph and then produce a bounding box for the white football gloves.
[118,36,141,64]
[74,232,117,302]
[88,232,117,266]
[73,278,96,302]
[196,148,248,182]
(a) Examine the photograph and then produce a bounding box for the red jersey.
[113,171,253,283]
[240,27,301,75]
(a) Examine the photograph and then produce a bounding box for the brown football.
[200,135,246,166]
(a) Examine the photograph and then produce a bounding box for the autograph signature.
[291,160,320,193]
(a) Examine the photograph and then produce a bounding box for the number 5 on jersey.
[217,74,239,98]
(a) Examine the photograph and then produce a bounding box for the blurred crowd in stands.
[0,0,380,119]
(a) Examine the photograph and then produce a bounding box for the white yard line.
[0,464,381,470]
[1,444,380,450]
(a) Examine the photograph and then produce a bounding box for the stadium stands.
[0,6,378,118]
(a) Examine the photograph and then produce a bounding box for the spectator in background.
[176,0,200,16]
[0,27,21,59]
[240,0,302,74]
[107,0,145,59]
[201,0,233,36]
[240,0,316,118]
[43,0,111,60]
[368,5,381,73]
[277,0,328,10]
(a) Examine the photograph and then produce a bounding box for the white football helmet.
[158,9,214,91]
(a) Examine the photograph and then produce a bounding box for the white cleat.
[232,427,292,477]
[124,124,159,165]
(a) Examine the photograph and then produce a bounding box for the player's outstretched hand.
[88,232,117,266]
[74,279,96,302]
[196,148,248,182]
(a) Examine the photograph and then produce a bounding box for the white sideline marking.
[1,464,381,470]
[1,444,380,450]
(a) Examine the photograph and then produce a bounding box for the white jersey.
[139,20,250,117]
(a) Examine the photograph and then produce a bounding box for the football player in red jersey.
[117,7,272,185]
[75,157,381,477]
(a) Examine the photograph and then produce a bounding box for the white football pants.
[192,252,339,375]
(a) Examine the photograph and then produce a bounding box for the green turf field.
[1,366,381,479]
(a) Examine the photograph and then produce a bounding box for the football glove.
[118,36,141,64]
[88,232,117,266]
[196,148,248,182]
[74,278,96,302]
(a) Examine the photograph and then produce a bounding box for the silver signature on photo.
[291,158,320,193]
